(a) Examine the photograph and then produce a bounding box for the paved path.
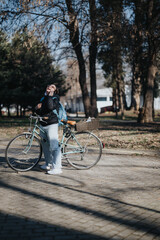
[0,140,160,240]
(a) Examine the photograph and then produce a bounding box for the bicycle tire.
[63,131,102,169]
[5,133,42,172]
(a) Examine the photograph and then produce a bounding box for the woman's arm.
[36,96,59,116]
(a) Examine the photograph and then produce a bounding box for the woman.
[35,84,62,175]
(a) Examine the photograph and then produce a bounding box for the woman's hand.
[46,89,54,96]
[35,103,42,110]
[48,90,54,96]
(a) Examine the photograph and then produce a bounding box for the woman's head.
[46,84,58,96]
[46,84,56,92]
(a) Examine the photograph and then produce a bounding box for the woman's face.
[46,84,56,95]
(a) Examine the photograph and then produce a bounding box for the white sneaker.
[40,164,52,170]
[47,169,62,175]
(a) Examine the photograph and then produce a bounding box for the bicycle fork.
[22,133,35,154]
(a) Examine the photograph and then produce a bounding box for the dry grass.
[1,109,160,151]
[0,126,29,140]
[98,121,160,150]
[1,121,160,151]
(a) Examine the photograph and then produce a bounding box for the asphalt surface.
[0,139,160,240]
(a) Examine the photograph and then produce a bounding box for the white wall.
[125,85,160,110]
[96,88,113,112]
[154,97,160,110]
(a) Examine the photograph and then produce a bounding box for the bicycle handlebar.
[61,119,76,126]
[29,114,47,123]
[29,115,76,126]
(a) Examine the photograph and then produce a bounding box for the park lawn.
[0,122,160,151]
[98,121,160,150]
[99,109,160,122]
[98,110,160,150]
[0,111,160,151]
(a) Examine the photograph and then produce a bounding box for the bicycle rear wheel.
[64,132,102,169]
[5,133,42,172]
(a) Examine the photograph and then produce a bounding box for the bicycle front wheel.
[5,133,42,172]
[64,132,102,169]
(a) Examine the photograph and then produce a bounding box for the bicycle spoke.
[5,133,42,172]
[63,132,102,169]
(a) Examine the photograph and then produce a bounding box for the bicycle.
[5,115,103,172]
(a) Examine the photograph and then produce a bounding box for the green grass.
[0,109,160,126]
[99,115,138,121]
[0,116,30,126]
[99,110,160,122]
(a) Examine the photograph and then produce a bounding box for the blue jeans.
[40,124,61,170]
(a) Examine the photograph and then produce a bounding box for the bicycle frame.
[22,118,45,154]
[28,116,84,158]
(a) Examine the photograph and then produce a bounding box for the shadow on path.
[23,175,160,215]
[0,210,108,240]
[0,177,159,238]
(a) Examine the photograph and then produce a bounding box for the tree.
[125,0,160,122]
[98,0,125,119]
[129,0,144,112]
[0,29,12,116]
[141,0,159,122]
[0,0,100,117]
[64,0,92,117]
[88,0,98,117]
[0,29,67,116]
[1,0,160,121]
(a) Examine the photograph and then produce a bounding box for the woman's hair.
[47,84,59,94]
[54,88,59,94]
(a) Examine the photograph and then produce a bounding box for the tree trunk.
[78,62,91,117]
[65,0,91,117]
[7,105,10,117]
[131,67,142,112]
[112,0,124,119]
[115,88,119,118]
[0,104,2,117]
[119,86,125,119]
[130,0,143,112]
[117,64,125,119]
[113,87,119,118]
[16,105,19,117]
[140,0,158,123]
[89,0,98,117]
[141,63,157,122]
[89,48,98,117]
[23,107,26,116]
[20,106,23,117]
[132,90,141,112]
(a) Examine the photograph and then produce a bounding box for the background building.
[62,88,113,114]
